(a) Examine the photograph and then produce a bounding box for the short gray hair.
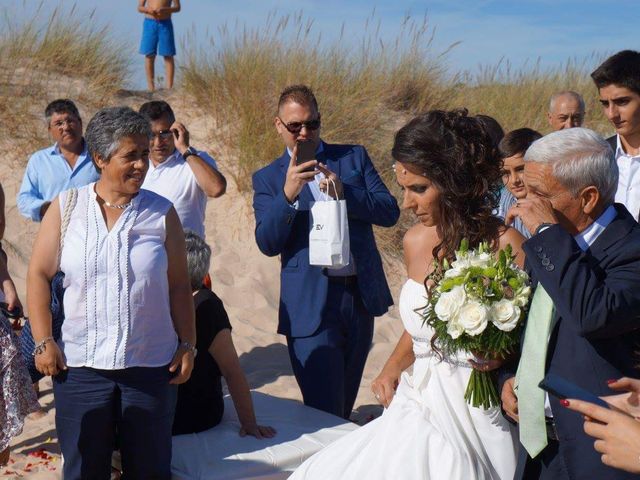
[184,230,211,290]
[549,91,585,112]
[85,107,151,171]
[524,128,618,204]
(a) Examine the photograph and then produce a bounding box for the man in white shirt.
[591,50,640,220]
[139,101,226,237]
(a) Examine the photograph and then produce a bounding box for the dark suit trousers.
[286,280,374,419]
[518,439,570,480]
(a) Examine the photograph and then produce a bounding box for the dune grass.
[181,11,453,194]
[180,12,609,258]
[447,56,609,136]
[2,6,609,257]
[0,2,130,160]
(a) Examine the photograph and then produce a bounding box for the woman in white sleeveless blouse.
[291,110,526,479]
[27,107,196,480]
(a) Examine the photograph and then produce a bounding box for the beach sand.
[3,90,406,478]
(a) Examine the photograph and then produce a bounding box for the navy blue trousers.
[517,439,569,479]
[53,366,177,480]
[287,281,374,419]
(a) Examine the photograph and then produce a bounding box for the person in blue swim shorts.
[138,0,181,91]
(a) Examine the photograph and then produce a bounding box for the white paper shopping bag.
[309,181,350,268]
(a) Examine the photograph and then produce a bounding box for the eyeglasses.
[278,116,321,134]
[151,130,174,140]
[51,118,80,129]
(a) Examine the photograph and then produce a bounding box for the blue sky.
[4,0,637,89]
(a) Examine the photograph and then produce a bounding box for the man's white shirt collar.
[149,149,180,172]
[615,134,640,159]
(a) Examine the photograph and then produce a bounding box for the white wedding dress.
[290,279,518,480]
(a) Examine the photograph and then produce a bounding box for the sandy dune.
[3,89,406,478]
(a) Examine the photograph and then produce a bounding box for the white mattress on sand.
[171,391,359,479]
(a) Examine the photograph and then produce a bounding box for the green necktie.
[515,284,555,458]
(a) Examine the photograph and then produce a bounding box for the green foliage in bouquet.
[424,239,531,409]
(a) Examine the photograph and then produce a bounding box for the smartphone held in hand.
[296,140,316,165]
[539,373,610,409]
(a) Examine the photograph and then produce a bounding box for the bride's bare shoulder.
[403,224,437,266]
[403,224,434,250]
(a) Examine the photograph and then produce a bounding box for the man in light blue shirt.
[17,99,100,221]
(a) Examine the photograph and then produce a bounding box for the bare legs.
[144,55,175,91]
[164,56,174,89]
[145,55,156,91]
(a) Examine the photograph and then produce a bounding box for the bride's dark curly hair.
[392,109,504,264]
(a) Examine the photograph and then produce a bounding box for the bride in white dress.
[291,109,526,479]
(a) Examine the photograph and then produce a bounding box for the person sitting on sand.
[173,231,276,439]
[138,0,181,91]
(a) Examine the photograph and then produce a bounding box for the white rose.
[457,301,489,336]
[490,299,521,332]
[447,317,465,339]
[444,266,465,279]
[468,252,492,267]
[434,286,466,321]
[451,257,471,270]
[514,286,532,307]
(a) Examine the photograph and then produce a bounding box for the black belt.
[327,275,358,286]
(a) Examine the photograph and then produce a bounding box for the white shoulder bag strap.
[58,188,78,271]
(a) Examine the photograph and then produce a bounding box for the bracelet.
[179,340,197,357]
[33,336,54,356]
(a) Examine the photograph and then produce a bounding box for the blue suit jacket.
[512,205,640,479]
[252,142,399,337]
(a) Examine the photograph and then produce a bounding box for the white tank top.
[58,184,178,369]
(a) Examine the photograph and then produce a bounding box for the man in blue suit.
[501,127,640,479]
[252,85,399,418]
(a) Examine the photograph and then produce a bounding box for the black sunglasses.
[278,116,321,134]
[152,129,174,140]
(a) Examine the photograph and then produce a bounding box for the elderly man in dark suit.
[252,85,399,419]
[501,127,640,479]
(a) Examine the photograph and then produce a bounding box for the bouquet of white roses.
[424,239,531,409]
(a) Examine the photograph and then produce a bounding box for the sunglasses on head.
[278,116,321,134]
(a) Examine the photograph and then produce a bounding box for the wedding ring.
[374,393,380,400]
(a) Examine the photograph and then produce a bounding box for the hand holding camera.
[283,141,318,204]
